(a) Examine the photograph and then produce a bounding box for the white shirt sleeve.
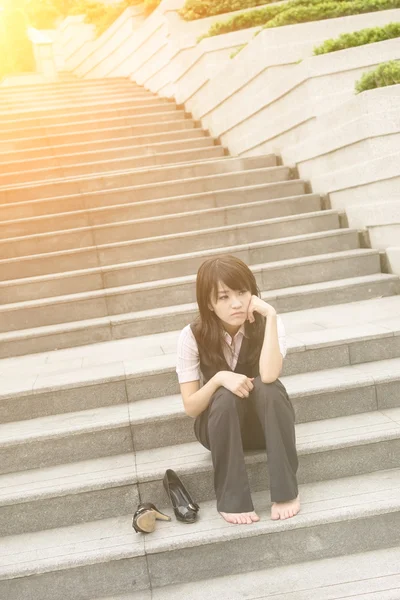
[176,324,201,384]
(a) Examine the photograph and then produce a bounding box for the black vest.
[190,322,262,384]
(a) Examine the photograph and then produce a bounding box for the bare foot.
[219,510,260,524]
[271,495,300,521]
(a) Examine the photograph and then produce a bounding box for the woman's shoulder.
[177,323,198,345]
[177,323,199,357]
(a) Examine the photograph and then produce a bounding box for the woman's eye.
[219,295,228,300]
[239,290,247,295]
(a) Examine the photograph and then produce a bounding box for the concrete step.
[1,297,399,418]
[0,155,277,205]
[0,108,189,142]
[0,136,215,174]
[0,100,178,132]
[0,88,152,115]
[0,145,226,186]
[1,404,400,533]
[81,272,400,341]
[0,249,384,332]
[1,469,400,599]
[0,282,398,358]
[2,342,399,423]
[0,180,306,241]
[0,163,292,223]
[0,200,329,262]
[0,207,337,281]
[0,94,171,123]
[0,76,132,95]
[0,226,358,302]
[0,89,155,113]
[0,80,144,97]
[0,128,209,165]
[91,546,400,600]
[0,117,200,153]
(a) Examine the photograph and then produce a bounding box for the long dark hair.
[192,255,265,369]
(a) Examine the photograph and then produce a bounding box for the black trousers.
[194,377,299,513]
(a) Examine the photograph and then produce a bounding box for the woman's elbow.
[185,408,197,418]
[260,366,282,384]
[260,374,278,384]
[183,400,198,418]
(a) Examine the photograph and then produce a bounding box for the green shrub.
[144,0,162,15]
[314,22,400,54]
[25,0,158,35]
[26,0,61,29]
[199,0,400,39]
[198,4,282,40]
[68,0,155,36]
[355,60,400,92]
[82,0,158,35]
[263,0,400,28]
[180,0,277,21]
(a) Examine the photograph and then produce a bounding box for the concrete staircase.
[1,77,400,599]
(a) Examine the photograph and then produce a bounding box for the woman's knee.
[253,376,283,398]
[253,377,292,409]
[209,387,241,418]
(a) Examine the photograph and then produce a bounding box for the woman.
[176,255,300,525]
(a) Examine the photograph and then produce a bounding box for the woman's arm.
[181,371,255,418]
[247,297,284,383]
[180,375,222,418]
[258,312,283,383]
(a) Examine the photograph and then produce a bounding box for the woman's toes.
[219,511,237,524]
[220,510,260,524]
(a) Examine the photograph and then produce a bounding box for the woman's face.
[209,281,252,333]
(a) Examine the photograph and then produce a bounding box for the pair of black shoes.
[132,469,199,534]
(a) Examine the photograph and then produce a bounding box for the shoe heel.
[154,509,171,522]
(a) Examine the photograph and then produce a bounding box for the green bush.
[198,4,282,40]
[25,0,61,29]
[199,0,400,39]
[314,22,400,54]
[68,0,156,36]
[355,60,400,92]
[144,0,162,13]
[263,0,400,28]
[84,2,126,34]
[25,0,159,35]
[81,0,159,35]
[180,0,277,21]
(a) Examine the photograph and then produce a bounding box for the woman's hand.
[219,371,254,398]
[247,296,276,323]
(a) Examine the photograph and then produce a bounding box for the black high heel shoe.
[163,469,199,524]
[132,502,171,533]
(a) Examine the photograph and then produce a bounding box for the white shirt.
[176,316,287,384]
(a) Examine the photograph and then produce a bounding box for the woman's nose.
[231,296,242,307]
